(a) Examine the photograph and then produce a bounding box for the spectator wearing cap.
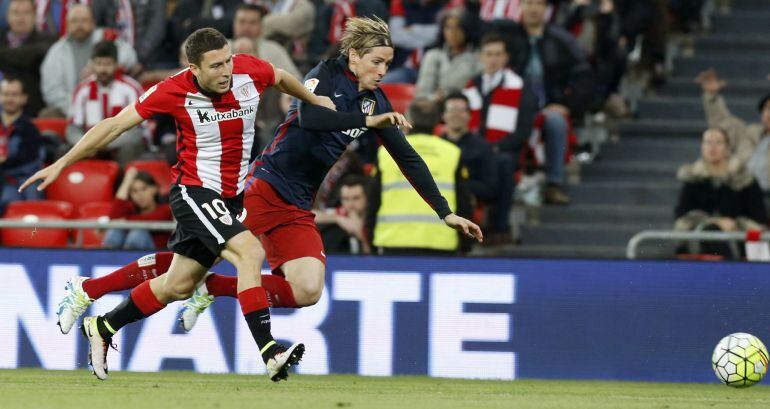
[699,69,770,195]
[39,4,138,117]
[0,0,56,116]
[0,76,43,212]
[66,40,145,165]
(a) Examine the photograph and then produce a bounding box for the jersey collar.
[336,56,359,83]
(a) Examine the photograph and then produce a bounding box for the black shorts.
[168,184,248,268]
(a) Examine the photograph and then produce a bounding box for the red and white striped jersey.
[134,54,274,198]
[70,73,144,131]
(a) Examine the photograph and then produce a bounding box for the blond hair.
[339,16,393,58]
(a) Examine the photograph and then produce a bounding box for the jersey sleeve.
[301,62,334,97]
[134,80,175,120]
[237,54,276,93]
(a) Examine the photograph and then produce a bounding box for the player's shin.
[238,286,278,362]
[98,280,165,338]
[206,273,298,308]
[82,252,174,299]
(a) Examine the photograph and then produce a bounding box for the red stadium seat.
[126,160,173,197]
[46,160,120,208]
[32,117,68,141]
[75,201,113,248]
[379,83,415,114]
[1,200,74,247]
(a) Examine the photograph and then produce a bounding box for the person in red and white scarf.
[66,39,144,164]
[463,33,537,157]
[463,33,572,207]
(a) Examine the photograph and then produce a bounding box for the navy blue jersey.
[252,56,451,219]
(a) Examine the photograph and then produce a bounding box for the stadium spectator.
[103,167,172,250]
[415,8,481,102]
[442,92,513,244]
[35,0,88,38]
[0,76,43,212]
[470,0,554,23]
[314,174,373,255]
[315,148,365,210]
[254,0,316,50]
[66,40,145,165]
[591,0,629,116]
[490,0,594,203]
[614,0,668,86]
[496,0,595,118]
[90,0,167,69]
[384,0,447,84]
[463,33,537,156]
[699,69,770,195]
[0,0,56,116]
[373,98,470,255]
[39,4,138,117]
[322,0,389,50]
[169,0,240,52]
[674,128,767,259]
[232,4,300,149]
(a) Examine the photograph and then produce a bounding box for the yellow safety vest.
[374,133,460,251]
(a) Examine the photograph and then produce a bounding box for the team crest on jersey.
[361,98,376,115]
[239,86,250,99]
[219,214,233,226]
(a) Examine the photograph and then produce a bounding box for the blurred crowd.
[0,0,711,255]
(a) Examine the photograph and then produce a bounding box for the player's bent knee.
[162,280,197,301]
[294,275,325,306]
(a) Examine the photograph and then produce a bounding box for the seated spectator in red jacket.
[103,168,172,250]
[0,75,43,212]
[674,128,768,258]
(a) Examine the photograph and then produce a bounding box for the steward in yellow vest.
[374,133,462,252]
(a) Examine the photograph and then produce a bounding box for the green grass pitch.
[3,369,770,409]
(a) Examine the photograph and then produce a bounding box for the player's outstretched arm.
[273,66,336,111]
[19,105,144,192]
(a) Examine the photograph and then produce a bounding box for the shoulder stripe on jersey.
[180,185,225,244]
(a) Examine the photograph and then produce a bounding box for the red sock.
[206,273,298,308]
[205,273,237,298]
[83,252,174,299]
[262,275,298,308]
[130,281,165,315]
[237,286,269,315]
